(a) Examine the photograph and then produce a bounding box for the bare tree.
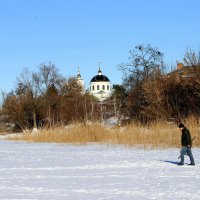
[33,63,64,126]
[33,62,63,95]
[2,68,40,131]
[60,77,86,123]
[118,44,164,122]
[183,47,200,83]
[119,44,164,89]
[183,48,200,67]
[16,68,40,130]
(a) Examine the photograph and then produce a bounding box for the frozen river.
[0,140,199,200]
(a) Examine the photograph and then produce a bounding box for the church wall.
[90,81,112,101]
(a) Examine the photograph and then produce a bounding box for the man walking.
[178,123,195,166]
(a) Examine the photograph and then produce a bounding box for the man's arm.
[185,129,192,147]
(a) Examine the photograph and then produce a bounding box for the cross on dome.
[98,62,102,75]
[77,66,81,79]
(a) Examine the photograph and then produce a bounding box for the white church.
[76,67,112,101]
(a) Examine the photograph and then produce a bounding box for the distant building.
[76,67,85,92]
[89,67,112,101]
[76,66,112,101]
[167,63,196,80]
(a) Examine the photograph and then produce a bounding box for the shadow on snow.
[160,160,179,165]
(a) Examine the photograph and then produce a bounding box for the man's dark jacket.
[181,127,192,147]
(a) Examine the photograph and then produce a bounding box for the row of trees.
[1,44,200,132]
[0,63,106,132]
[119,44,200,123]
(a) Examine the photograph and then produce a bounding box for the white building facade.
[89,68,112,101]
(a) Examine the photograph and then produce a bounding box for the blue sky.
[0,0,200,94]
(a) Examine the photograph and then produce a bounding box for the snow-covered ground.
[0,139,199,200]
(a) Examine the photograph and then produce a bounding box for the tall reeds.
[7,118,200,148]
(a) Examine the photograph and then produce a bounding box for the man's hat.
[178,123,185,128]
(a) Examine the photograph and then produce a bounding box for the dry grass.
[7,118,200,148]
